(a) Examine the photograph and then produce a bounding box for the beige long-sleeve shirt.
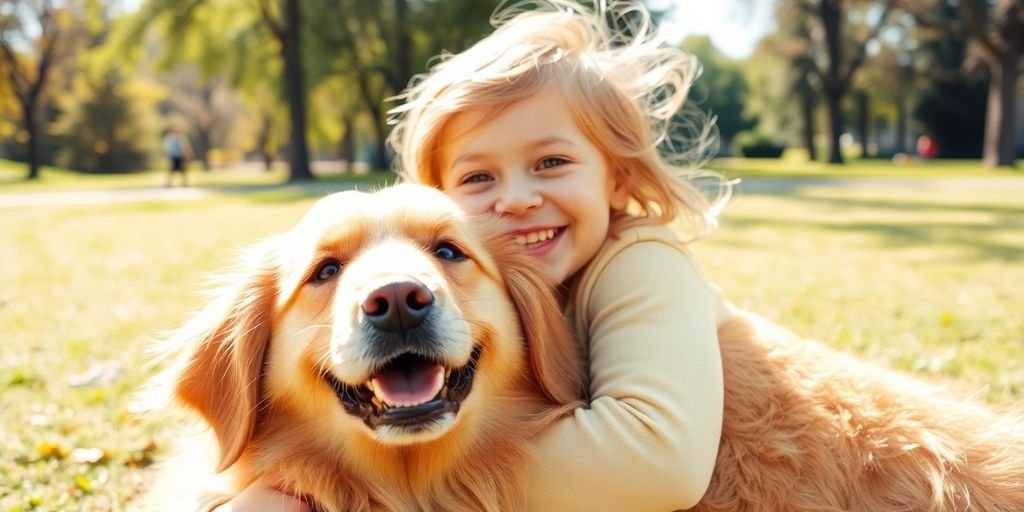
[526,225,733,511]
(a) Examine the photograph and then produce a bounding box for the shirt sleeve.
[525,241,724,511]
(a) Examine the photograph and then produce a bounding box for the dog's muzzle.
[324,280,480,434]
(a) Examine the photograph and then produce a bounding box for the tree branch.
[960,0,1003,64]
[255,0,284,41]
[841,0,895,86]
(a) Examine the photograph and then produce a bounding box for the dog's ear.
[169,237,279,472]
[484,235,586,406]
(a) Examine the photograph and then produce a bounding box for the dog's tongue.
[371,361,444,407]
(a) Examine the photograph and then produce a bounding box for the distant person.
[164,125,193,187]
[916,135,938,160]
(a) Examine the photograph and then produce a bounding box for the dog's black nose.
[362,281,434,333]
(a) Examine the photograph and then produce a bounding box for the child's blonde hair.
[389,0,729,239]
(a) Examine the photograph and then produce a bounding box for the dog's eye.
[314,260,343,282]
[434,242,467,262]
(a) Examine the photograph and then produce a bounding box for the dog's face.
[169,184,583,475]
[266,185,524,445]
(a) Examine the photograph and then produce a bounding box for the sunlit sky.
[649,0,776,58]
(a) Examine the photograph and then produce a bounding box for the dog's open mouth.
[324,347,481,431]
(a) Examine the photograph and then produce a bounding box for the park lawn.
[0,159,396,194]
[709,152,1023,179]
[1,181,1022,510]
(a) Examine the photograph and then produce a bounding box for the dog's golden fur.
[699,314,1024,512]
[152,185,584,511]
[154,184,1024,511]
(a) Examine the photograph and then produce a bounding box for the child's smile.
[511,226,566,257]
[438,85,628,284]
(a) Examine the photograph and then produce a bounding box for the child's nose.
[495,182,542,215]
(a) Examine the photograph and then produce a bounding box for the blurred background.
[0,0,1021,181]
[1,1,1022,510]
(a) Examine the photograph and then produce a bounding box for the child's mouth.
[512,226,565,254]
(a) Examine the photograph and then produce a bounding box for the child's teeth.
[513,228,558,246]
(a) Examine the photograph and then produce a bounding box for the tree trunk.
[895,89,907,155]
[856,91,869,158]
[820,0,845,164]
[825,89,844,164]
[370,120,389,171]
[798,78,817,162]
[197,85,215,171]
[353,66,391,171]
[22,99,40,180]
[282,0,314,181]
[196,127,212,171]
[982,45,1019,168]
[338,114,355,168]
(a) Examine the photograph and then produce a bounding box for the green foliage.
[909,1,986,158]
[51,54,164,173]
[682,35,756,150]
[732,130,787,158]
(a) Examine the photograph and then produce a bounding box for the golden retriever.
[152,183,1024,511]
[149,184,584,511]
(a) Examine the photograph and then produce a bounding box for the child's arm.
[526,241,724,511]
[210,486,308,512]
[202,476,308,512]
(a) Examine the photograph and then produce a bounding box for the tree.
[53,66,161,173]
[0,0,78,179]
[912,2,986,158]
[797,0,899,163]
[128,0,315,181]
[746,7,821,160]
[681,35,756,152]
[257,0,313,180]
[960,0,1021,167]
[306,0,496,170]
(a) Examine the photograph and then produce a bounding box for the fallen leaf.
[38,439,70,459]
[75,474,93,493]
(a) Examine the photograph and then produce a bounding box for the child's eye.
[459,172,492,185]
[536,156,569,170]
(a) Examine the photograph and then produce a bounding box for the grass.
[2,155,1020,196]
[0,159,395,194]
[708,149,1022,179]
[1,175,1022,510]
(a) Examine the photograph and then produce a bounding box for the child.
[219,1,734,510]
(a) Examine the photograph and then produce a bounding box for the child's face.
[438,86,627,284]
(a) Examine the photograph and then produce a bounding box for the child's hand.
[213,476,309,512]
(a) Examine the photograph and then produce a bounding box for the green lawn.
[709,150,1021,179]
[0,159,395,194]
[1,175,1022,510]
[2,155,1020,196]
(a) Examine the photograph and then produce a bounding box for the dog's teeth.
[368,378,388,407]
[526,232,539,244]
[513,235,527,245]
